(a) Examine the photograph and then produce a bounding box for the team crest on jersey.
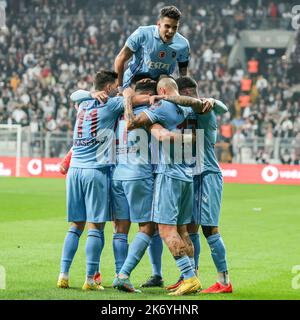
[159,51,166,59]
[172,51,176,59]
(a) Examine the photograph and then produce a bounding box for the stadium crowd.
[0,0,299,163]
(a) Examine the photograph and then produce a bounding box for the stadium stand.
[0,0,299,163]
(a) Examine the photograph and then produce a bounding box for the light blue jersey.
[188,99,228,226]
[144,100,193,182]
[123,25,190,87]
[194,99,228,174]
[70,97,124,169]
[112,105,153,180]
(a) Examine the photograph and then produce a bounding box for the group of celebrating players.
[56,5,233,296]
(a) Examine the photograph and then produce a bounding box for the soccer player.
[146,76,233,294]
[114,5,190,89]
[57,70,123,291]
[110,79,156,286]
[117,76,202,296]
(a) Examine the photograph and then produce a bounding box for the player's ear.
[105,83,111,92]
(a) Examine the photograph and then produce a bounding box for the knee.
[158,225,171,241]
[114,220,131,234]
[71,221,85,232]
[187,223,199,234]
[88,222,105,231]
[202,226,219,238]
[139,222,155,237]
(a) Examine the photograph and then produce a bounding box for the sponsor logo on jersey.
[159,51,166,59]
[146,60,170,70]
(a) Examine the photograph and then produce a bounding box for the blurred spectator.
[0,0,299,162]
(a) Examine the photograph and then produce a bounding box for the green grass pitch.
[0,177,299,300]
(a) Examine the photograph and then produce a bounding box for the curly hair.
[159,6,182,21]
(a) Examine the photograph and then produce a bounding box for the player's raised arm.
[70,90,92,103]
[162,95,228,115]
[177,38,190,77]
[123,88,152,130]
[114,45,134,90]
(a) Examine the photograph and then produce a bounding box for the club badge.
[159,51,166,59]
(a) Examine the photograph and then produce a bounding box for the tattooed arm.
[123,88,152,130]
[163,96,229,115]
[163,95,215,114]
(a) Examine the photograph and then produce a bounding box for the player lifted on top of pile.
[114,5,190,89]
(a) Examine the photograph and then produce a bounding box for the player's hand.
[201,98,215,114]
[149,95,166,105]
[91,91,108,103]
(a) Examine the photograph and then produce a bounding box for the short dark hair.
[94,70,118,90]
[131,73,154,85]
[159,6,181,21]
[176,76,197,91]
[135,80,157,95]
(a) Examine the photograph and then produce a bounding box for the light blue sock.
[207,233,228,273]
[113,233,128,274]
[148,231,163,277]
[189,233,200,271]
[175,256,195,280]
[86,229,105,277]
[120,232,151,277]
[189,257,196,273]
[60,226,83,273]
[95,231,105,273]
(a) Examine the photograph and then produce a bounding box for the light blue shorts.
[111,178,154,223]
[192,172,223,226]
[152,174,193,225]
[67,167,111,223]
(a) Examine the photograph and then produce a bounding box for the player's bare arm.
[150,123,193,144]
[123,89,151,130]
[163,95,215,114]
[114,45,134,88]
[126,106,152,130]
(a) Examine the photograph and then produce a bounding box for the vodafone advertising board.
[220,163,300,184]
[0,157,61,178]
[0,157,300,185]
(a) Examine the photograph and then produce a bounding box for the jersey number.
[76,109,98,138]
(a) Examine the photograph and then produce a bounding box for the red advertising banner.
[0,157,61,178]
[0,157,300,185]
[220,163,300,185]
